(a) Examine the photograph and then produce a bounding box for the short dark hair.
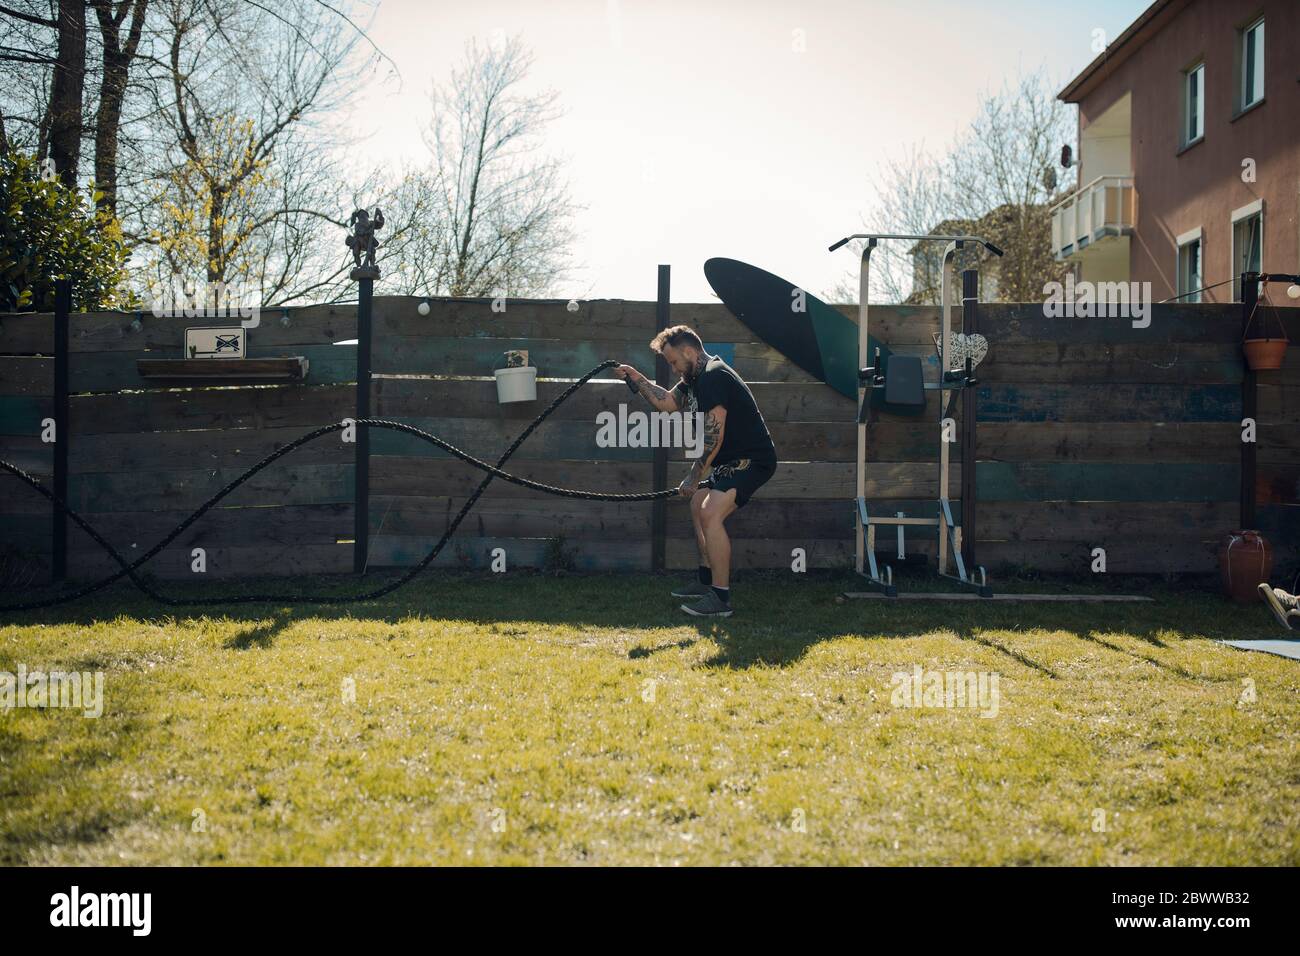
[649,325,703,354]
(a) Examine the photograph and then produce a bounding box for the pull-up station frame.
[828,233,1002,598]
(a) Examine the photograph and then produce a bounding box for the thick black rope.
[0,360,694,612]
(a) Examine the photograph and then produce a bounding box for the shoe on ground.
[671,580,712,599]
[1257,583,1299,631]
[681,590,733,618]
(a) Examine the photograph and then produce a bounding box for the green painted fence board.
[67,463,355,513]
[977,383,1240,423]
[0,396,51,436]
[976,462,1238,502]
[368,417,655,462]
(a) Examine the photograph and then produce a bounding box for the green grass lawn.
[1,569,1297,866]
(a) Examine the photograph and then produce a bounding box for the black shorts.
[708,457,776,507]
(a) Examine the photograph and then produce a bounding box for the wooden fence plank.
[0,356,53,396]
[974,540,1219,574]
[367,417,655,462]
[366,535,647,571]
[975,501,1240,541]
[63,503,353,551]
[68,384,354,436]
[66,462,354,514]
[1259,384,1300,423]
[0,435,51,473]
[0,312,54,353]
[61,304,356,353]
[69,343,357,392]
[375,297,666,342]
[976,383,1240,423]
[370,457,653,498]
[976,303,1253,344]
[977,422,1240,462]
[68,543,353,581]
[979,342,1244,384]
[366,498,650,539]
[977,461,1238,502]
[666,537,852,570]
[1258,463,1300,505]
[371,333,817,384]
[0,473,54,514]
[66,425,354,475]
[0,396,52,435]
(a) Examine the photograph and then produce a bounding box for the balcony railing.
[1050,175,1135,260]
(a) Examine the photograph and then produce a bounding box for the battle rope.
[0,360,695,612]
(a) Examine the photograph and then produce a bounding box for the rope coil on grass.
[0,360,696,612]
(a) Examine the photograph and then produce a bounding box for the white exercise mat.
[1219,639,1300,661]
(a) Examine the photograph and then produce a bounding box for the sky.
[343,0,1152,302]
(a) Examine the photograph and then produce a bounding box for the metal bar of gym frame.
[829,234,999,598]
[828,234,1154,604]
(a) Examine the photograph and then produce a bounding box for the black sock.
[698,565,712,586]
[712,586,730,605]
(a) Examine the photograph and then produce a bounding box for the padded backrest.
[884,355,925,406]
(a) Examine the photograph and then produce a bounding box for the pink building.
[1053,0,1299,302]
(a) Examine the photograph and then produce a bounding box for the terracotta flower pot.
[1243,338,1288,371]
[1217,530,1272,603]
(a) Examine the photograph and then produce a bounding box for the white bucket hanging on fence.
[495,349,537,403]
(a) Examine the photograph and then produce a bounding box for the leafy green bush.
[0,149,128,312]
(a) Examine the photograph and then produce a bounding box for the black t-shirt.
[672,356,777,464]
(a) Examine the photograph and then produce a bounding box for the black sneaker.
[681,590,733,618]
[671,580,712,599]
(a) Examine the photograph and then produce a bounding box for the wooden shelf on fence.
[136,357,310,382]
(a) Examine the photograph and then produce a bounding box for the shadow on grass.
[223,613,292,650]
[0,709,148,864]
[3,567,1286,674]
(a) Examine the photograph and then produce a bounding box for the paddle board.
[703,257,922,416]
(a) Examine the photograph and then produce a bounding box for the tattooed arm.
[679,406,726,497]
[612,365,680,412]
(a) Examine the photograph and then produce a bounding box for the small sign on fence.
[185,327,247,359]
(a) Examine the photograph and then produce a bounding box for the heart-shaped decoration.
[947,332,988,370]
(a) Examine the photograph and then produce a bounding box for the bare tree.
[831,70,1075,304]
[392,36,577,297]
[0,3,62,157]
[127,0,379,303]
[4,0,88,187]
[90,0,148,215]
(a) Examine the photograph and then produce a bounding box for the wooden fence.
[1,291,1296,585]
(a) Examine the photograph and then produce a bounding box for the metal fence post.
[347,209,383,574]
[1240,271,1259,530]
[651,266,671,571]
[52,278,70,582]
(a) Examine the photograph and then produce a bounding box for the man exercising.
[614,325,777,618]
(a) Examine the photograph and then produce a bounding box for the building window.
[1183,63,1204,144]
[1239,17,1264,110]
[1177,232,1202,302]
[1231,202,1263,299]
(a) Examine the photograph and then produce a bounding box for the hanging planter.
[1242,296,1289,370]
